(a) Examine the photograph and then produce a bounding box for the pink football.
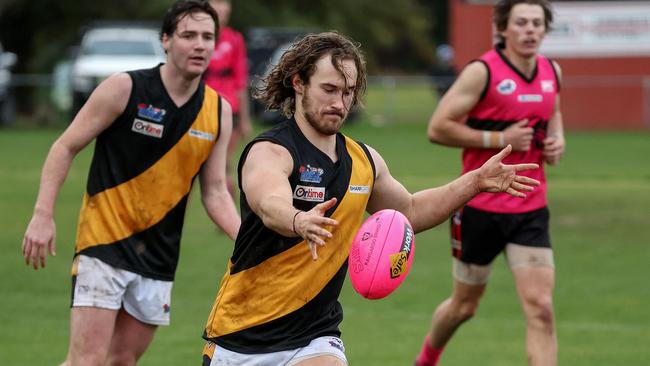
[348,209,415,299]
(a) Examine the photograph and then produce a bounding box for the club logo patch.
[189,129,215,141]
[137,103,166,122]
[132,118,164,138]
[293,185,325,202]
[299,165,324,183]
[497,79,517,95]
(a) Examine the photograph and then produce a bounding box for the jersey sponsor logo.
[299,164,324,183]
[541,80,555,93]
[137,103,166,122]
[349,185,370,194]
[293,185,325,202]
[497,79,517,95]
[189,129,216,141]
[518,94,543,103]
[132,118,164,138]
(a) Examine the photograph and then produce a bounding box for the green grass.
[364,81,438,125]
[1,124,649,365]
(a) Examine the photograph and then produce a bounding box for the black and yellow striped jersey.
[203,118,376,353]
[74,65,221,281]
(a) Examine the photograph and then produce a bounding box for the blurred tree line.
[0,0,447,74]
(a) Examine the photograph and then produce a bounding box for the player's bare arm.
[544,61,565,165]
[427,61,488,147]
[199,99,241,240]
[428,61,534,151]
[235,44,252,137]
[237,90,253,137]
[22,73,131,269]
[241,141,338,260]
[366,144,539,234]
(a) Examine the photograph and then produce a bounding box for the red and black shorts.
[450,205,551,265]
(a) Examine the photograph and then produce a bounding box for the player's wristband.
[482,131,490,148]
[482,131,505,149]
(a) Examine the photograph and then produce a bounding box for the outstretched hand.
[476,145,540,198]
[293,198,339,261]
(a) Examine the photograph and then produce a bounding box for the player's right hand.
[22,214,56,270]
[504,119,534,151]
[293,198,339,261]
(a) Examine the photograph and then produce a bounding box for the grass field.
[1,121,649,365]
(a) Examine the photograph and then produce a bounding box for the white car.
[70,24,165,114]
[0,41,17,125]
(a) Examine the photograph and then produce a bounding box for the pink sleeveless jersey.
[463,48,559,213]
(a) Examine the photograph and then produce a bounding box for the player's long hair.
[494,0,553,46]
[255,31,367,118]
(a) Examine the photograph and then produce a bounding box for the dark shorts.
[451,206,551,265]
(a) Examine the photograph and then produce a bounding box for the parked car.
[0,41,17,126]
[247,27,312,124]
[254,41,294,125]
[70,23,165,115]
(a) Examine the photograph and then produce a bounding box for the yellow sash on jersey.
[205,137,374,338]
[75,88,219,251]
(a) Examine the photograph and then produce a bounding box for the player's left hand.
[476,145,540,198]
[543,134,565,165]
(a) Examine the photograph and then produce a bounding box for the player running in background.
[415,1,565,365]
[201,31,541,366]
[21,1,239,365]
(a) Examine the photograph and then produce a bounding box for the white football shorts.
[203,336,348,366]
[71,254,173,326]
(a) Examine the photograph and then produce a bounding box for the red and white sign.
[541,1,650,58]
